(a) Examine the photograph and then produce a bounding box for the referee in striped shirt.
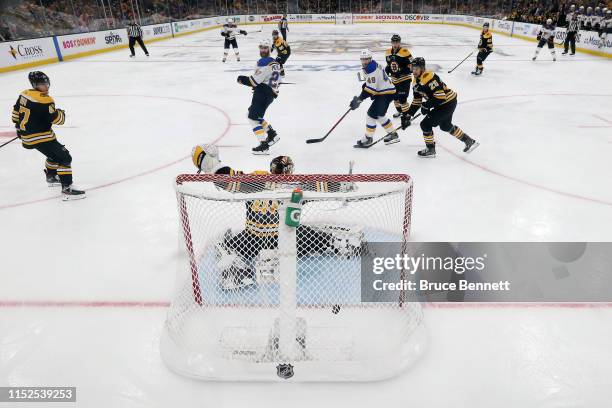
[563,8,579,55]
[127,21,149,57]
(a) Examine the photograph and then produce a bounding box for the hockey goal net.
[161,173,425,381]
[335,12,354,25]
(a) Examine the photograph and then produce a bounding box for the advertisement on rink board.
[0,37,57,72]
[141,23,173,41]
[58,29,128,59]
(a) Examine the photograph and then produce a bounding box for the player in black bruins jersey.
[271,30,291,77]
[472,22,493,76]
[385,34,413,128]
[191,144,363,289]
[405,57,479,158]
[12,71,85,200]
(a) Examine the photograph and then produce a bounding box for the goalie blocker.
[191,144,362,290]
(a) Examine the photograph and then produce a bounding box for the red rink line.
[0,300,611,309]
[0,94,232,211]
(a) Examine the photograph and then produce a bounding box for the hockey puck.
[332,304,340,314]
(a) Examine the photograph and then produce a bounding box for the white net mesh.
[161,174,425,381]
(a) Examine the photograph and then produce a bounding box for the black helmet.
[28,71,50,88]
[391,34,401,42]
[272,29,279,36]
[270,156,294,175]
[483,22,490,27]
[411,57,426,69]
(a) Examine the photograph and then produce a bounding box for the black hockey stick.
[448,51,474,73]
[354,113,422,149]
[306,108,351,144]
[279,82,297,85]
[0,135,18,149]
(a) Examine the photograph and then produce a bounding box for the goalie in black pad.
[191,144,364,290]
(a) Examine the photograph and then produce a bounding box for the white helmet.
[226,17,234,23]
[359,49,372,60]
[259,39,271,49]
[546,18,553,25]
[191,144,220,174]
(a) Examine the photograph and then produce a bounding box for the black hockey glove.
[237,75,252,87]
[221,32,228,37]
[400,114,412,130]
[537,33,542,40]
[420,106,430,116]
[349,96,362,110]
[240,30,248,35]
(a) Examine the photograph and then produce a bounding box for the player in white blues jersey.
[350,49,400,148]
[221,17,247,62]
[532,19,557,61]
[237,40,281,155]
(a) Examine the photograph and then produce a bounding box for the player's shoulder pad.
[398,47,411,57]
[257,57,277,67]
[250,170,270,175]
[21,90,54,104]
[419,71,435,85]
[364,60,377,74]
[385,48,393,56]
[483,31,492,38]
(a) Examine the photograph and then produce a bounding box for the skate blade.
[62,194,87,202]
[252,150,270,156]
[464,141,480,154]
[267,136,280,146]
[353,143,373,149]
[384,138,400,145]
[418,154,436,158]
[47,183,61,187]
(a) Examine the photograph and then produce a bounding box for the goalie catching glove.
[191,143,223,174]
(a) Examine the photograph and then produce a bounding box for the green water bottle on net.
[285,188,303,228]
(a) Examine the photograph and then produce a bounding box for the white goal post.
[161,173,425,381]
[335,12,354,25]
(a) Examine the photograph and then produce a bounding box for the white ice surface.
[0,23,611,407]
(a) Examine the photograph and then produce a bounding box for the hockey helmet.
[270,156,294,175]
[391,34,401,43]
[359,49,373,60]
[272,29,279,37]
[411,56,426,69]
[226,17,234,23]
[546,18,553,25]
[28,71,50,88]
[483,22,490,27]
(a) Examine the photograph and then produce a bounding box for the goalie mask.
[191,144,221,174]
[270,156,294,174]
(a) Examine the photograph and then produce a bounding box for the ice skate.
[61,185,86,201]
[353,136,373,148]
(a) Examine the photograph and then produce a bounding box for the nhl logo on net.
[276,363,294,379]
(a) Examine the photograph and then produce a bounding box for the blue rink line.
[224,64,363,73]
[197,248,362,306]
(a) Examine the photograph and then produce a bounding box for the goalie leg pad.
[215,233,255,290]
